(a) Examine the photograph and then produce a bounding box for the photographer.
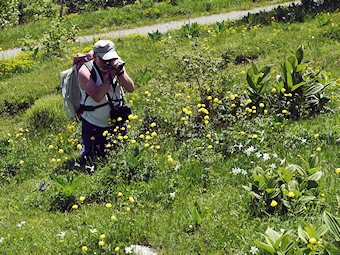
[78,40,135,158]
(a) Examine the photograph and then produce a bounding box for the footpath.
[0,1,300,60]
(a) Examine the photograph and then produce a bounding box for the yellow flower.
[82,246,88,252]
[316,147,321,152]
[207,145,213,149]
[139,134,145,139]
[77,144,83,150]
[314,134,319,138]
[90,136,95,140]
[309,238,316,244]
[129,197,135,203]
[72,204,78,209]
[105,203,112,208]
[111,215,116,221]
[79,196,85,202]
[150,123,156,127]
[115,247,120,252]
[168,157,173,163]
[336,168,340,175]
[98,240,105,246]
[247,99,252,104]
[281,88,286,93]
[100,234,105,239]
[155,145,160,149]
[259,103,265,108]
[48,145,54,150]
[117,117,122,122]
[264,110,268,114]
[288,192,295,198]
[282,110,287,114]
[19,160,24,165]
[207,96,212,100]
[131,139,137,144]
[270,200,278,207]
[206,134,211,138]
[118,192,123,197]
[213,98,219,103]
[252,134,258,139]
[151,132,157,137]
[58,149,64,154]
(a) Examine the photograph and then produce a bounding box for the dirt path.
[0,1,300,60]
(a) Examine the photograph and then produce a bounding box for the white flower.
[232,167,241,174]
[272,153,278,158]
[241,169,247,175]
[57,231,66,239]
[301,138,307,143]
[269,164,276,170]
[244,146,255,156]
[0,237,4,243]
[280,158,286,165]
[125,246,133,254]
[250,246,259,254]
[170,192,176,198]
[16,221,26,227]
[237,143,243,150]
[255,152,262,158]
[263,153,270,161]
[90,228,97,233]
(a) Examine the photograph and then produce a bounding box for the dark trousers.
[81,119,127,158]
[81,119,109,157]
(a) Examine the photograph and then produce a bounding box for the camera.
[106,59,125,71]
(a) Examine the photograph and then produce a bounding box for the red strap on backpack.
[73,51,94,71]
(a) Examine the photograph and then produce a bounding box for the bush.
[25,94,69,131]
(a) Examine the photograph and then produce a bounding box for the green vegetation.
[0,0,295,50]
[0,2,339,254]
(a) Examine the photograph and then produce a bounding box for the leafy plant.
[137,67,154,87]
[254,228,294,255]
[242,154,323,217]
[246,62,271,104]
[178,22,201,38]
[148,29,162,41]
[49,172,84,212]
[275,46,334,120]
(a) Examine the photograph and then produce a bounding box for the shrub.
[25,94,69,131]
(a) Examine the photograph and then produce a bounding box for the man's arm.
[78,65,112,103]
[116,68,135,93]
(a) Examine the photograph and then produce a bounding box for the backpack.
[60,52,95,119]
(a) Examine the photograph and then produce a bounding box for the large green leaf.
[254,240,275,254]
[296,46,304,64]
[323,211,340,240]
[316,225,328,239]
[305,171,323,182]
[305,83,324,96]
[291,81,307,91]
[298,226,309,243]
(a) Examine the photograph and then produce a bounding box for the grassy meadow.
[0,0,295,50]
[0,2,339,255]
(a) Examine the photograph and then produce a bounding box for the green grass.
[0,0,295,50]
[0,6,339,255]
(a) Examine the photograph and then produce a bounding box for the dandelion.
[19,160,24,165]
[264,110,268,114]
[129,197,135,203]
[77,144,83,150]
[336,168,340,175]
[90,136,95,140]
[82,246,88,252]
[316,147,321,152]
[111,215,116,221]
[150,122,156,127]
[281,88,286,93]
[252,134,258,139]
[79,196,85,202]
[100,234,105,239]
[98,240,105,246]
[270,200,278,207]
[207,96,212,100]
[72,205,78,209]
[58,149,64,154]
[117,192,123,197]
[288,192,295,198]
[131,139,137,144]
[105,203,112,208]
[314,134,319,138]
[48,145,54,150]
[115,247,120,252]
[213,98,219,103]
[282,110,287,114]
